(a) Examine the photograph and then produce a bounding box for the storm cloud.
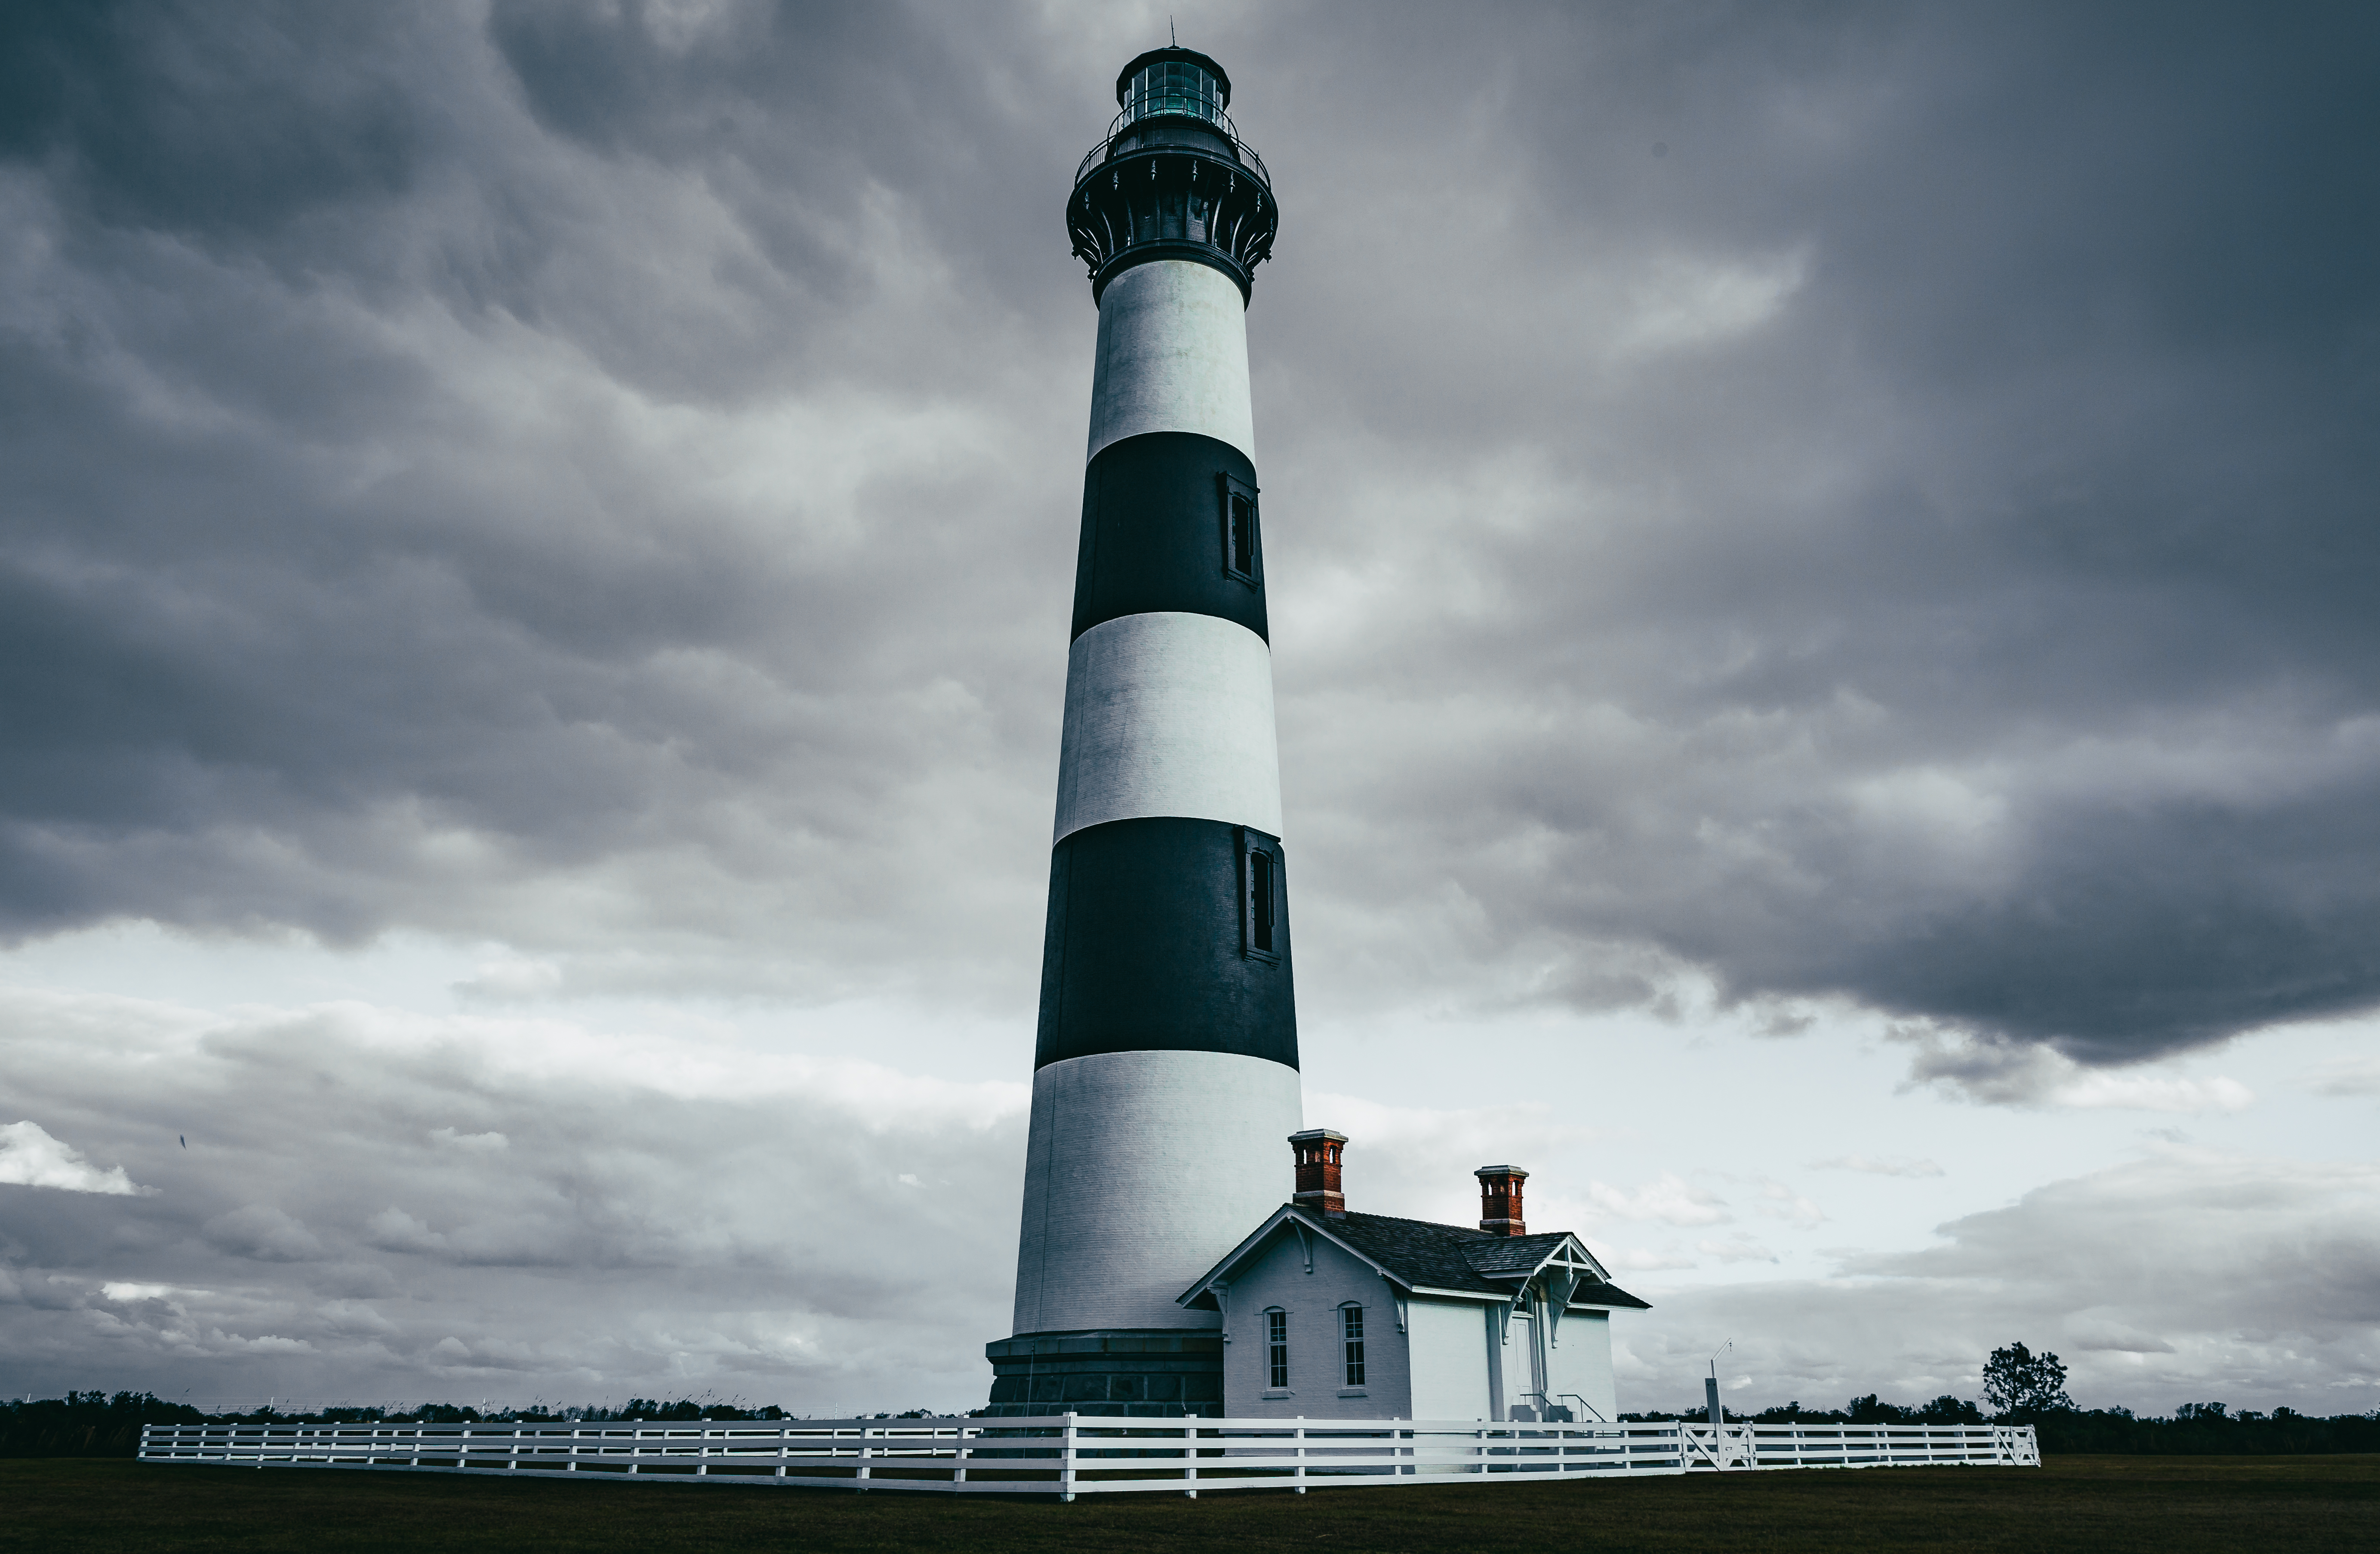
[5,2,2375,1067]
[1626,1145,2380,1415]
[0,979,1024,1408]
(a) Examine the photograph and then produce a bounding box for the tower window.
[1266,1308,1289,1389]
[1249,849,1274,952]
[1220,475,1261,584]
[1241,831,1281,963]
[1342,1305,1366,1387]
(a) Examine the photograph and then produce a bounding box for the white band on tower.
[1011,1048,1306,1335]
[1054,612,1283,844]
[1086,260,1257,465]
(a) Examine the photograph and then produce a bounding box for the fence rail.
[141,1417,2038,1498]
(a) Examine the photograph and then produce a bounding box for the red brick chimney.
[1289,1129,1348,1218]
[1475,1165,1528,1237]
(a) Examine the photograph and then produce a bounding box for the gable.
[1182,1207,1648,1313]
[1462,1231,1613,1284]
[1179,1205,1404,1310]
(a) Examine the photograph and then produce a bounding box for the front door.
[1503,1310,1541,1419]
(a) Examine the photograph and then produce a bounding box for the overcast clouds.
[3,0,2376,1416]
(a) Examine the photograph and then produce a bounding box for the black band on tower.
[1035,815,1298,1071]
[1075,432,1267,643]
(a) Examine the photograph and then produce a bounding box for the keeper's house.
[1177,1132,1649,1421]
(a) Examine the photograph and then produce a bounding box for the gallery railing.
[1075,105,1272,189]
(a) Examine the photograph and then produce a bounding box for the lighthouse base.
[982,1329,1224,1417]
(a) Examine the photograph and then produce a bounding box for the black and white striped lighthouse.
[985,48,1291,1418]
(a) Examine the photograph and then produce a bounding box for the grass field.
[5,1455,2374,1553]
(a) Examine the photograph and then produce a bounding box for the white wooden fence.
[141,1416,2038,1498]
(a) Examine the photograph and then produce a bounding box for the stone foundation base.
[982,1329,1223,1417]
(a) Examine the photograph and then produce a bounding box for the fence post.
[1294,1418,1307,1493]
[954,1421,969,1486]
[858,1424,872,1490]
[1183,1420,1198,1499]
[1061,1412,1078,1502]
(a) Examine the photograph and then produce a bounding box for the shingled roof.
[1460,1231,1582,1278]
[1182,1207,1650,1311]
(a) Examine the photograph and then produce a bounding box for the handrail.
[1074,104,1271,191]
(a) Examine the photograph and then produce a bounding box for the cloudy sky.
[3,0,2376,1418]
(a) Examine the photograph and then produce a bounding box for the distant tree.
[1845,1393,1911,1424]
[1982,1342,2074,1416]
[404,1403,479,1424]
[1754,1400,1845,1424]
[1916,1394,1984,1424]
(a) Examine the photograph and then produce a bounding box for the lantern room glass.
[1125,60,1222,124]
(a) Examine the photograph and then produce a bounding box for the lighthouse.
[985,47,1294,1418]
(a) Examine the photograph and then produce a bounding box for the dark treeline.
[1620,1394,2380,1456]
[1,1392,203,1458]
[0,1393,954,1457]
[1623,1393,1985,1425]
[2028,1403,2380,1456]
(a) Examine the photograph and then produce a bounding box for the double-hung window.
[1265,1308,1289,1389]
[1342,1305,1367,1387]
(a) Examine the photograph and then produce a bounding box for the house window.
[1221,475,1261,584]
[1342,1305,1366,1387]
[1266,1308,1289,1389]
